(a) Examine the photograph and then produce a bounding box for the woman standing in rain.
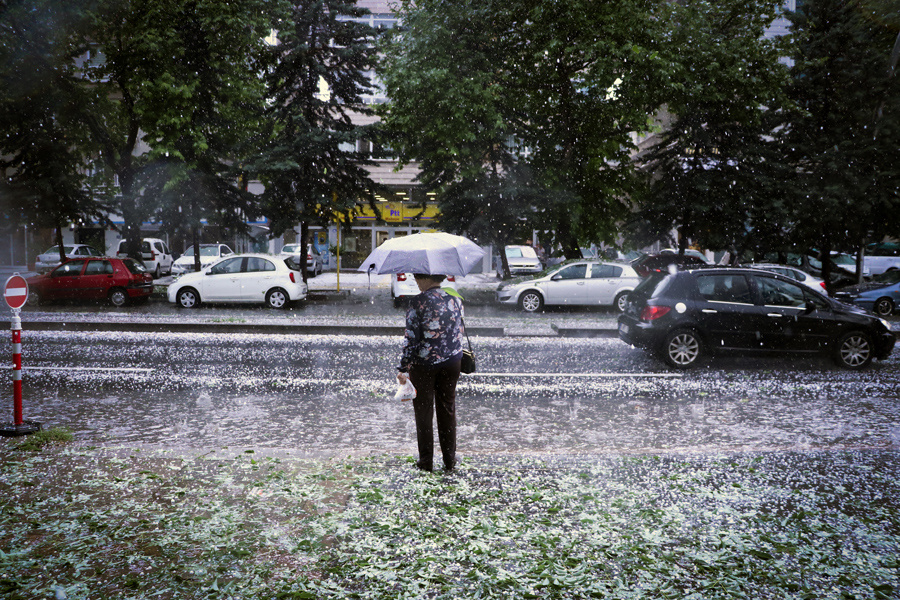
[397,273,464,472]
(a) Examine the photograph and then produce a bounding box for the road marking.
[23,366,155,374]
[470,372,682,378]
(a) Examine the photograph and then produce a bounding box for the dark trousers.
[410,355,461,470]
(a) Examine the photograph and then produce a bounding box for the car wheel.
[153,264,161,279]
[661,329,704,369]
[834,331,873,369]
[518,290,544,312]
[177,288,200,308]
[614,291,630,312]
[26,291,42,307]
[266,287,289,309]
[108,288,128,307]
[873,297,894,317]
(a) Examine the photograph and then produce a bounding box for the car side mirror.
[802,300,816,315]
[551,274,562,281]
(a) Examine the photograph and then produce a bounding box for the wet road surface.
[7,330,899,458]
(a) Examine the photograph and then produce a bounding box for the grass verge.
[1,444,898,599]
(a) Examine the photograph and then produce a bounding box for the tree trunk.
[299,222,309,282]
[820,231,833,296]
[55,223,65,264]
[192,224,201,272]
[855,244,866,284]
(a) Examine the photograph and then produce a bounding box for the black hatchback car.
[618,268,895,369]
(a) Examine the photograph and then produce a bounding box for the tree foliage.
[252,0,377,278]
[0,0,113,258]
[379,0,670,266]
[84,0,272,264]
[631,0,791,260]
[781,0,900,288]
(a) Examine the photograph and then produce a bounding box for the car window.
[506,247,524,258]
[555,264,587,280]
[283,257,301,271]
[209,257,243,275]
[591,264,622,278]
[84,260,112,275]
[199,246,221,257]
[162,243,171,255]
[122,258,147,274]
[53,260,86,276]
[756,276,807,308]
[221,245,234,255]
[696,274,752,304]
[632,273,670,299]
[246,257,275,272]
[141,241,151,253]
[283,245,299,253]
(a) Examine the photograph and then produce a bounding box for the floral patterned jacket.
[398,287,464,371]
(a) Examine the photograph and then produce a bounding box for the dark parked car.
[618,267,895,369]
[26,257,154,307]
[631,253,709,278]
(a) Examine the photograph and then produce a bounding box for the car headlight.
[879,318,891,331]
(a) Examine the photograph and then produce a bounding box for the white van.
[863,242,900,276]
[117,237,174,279]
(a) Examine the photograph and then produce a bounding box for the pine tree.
[253,0,377,280]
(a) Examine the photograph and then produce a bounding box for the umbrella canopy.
[357,232,486,276]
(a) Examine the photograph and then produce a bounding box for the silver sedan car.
[496,260,641,312]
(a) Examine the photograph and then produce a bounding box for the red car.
[27,257,154,307]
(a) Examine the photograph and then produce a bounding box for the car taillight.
[397,273,407,281]
[446,275,455,282]
[640,306,671,321]
[290,272,296,283]
[307,253,312,260]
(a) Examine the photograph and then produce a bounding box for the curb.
[1,320,616,338]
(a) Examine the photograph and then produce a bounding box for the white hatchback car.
[171,243,234,275]
[35,244,103,273]
[168,253,307,308]
[391,273,459,307]
[116,237,174,278]
[496,260,641,312]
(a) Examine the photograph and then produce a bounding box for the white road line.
[22,366,155,374]
[470,372,682,378]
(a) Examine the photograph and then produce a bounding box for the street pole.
[2,274,41,437]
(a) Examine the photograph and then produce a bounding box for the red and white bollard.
[12,313,22,426]
[2,274,40,437]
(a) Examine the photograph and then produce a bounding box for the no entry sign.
[3,275,28,310]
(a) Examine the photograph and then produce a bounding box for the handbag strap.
[453,296,473,352]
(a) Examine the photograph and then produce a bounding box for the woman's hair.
[413,273,446,283]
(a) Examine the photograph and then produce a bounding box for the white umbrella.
[357,232,486,276]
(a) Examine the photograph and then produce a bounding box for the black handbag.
[460,317,476,374]
[458,300,476,374]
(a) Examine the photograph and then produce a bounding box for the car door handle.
[701,309,717,313]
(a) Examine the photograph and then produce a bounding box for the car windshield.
[123,258,147,274]
[282,245,300,253]
[44,246,74,255]
[631,273,669,300]
[506,246,537,259]
[872,270,900,285]
[182,246,220,257]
